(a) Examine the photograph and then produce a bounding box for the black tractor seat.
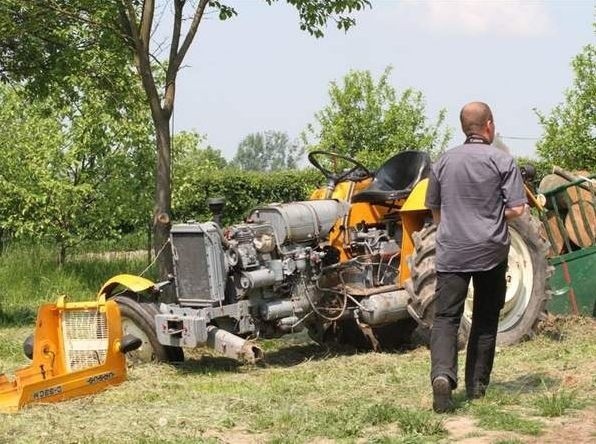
[351,150,431,204]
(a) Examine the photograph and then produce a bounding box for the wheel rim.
[463,228,534,331]
[121,316,155,363]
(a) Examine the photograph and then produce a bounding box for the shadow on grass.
[175,355,244,375]
[491,373,560,395]
[0,306,37,327]
[175,337,423,375]
[174,342,358,375]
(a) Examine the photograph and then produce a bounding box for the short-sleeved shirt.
[425,142,527,272]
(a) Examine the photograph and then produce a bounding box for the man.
[425,102,527,413]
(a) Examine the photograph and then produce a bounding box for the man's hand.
[505,204,526,220]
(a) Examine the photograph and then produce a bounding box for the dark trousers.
[430,260,507,392]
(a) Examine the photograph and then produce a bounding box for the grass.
[534,389,579,417]
[0,244,595,442]
[0,242,150,325]
[472,403,544,436]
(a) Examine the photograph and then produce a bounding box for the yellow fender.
[400,178,429,212]
[399,179,432,284]
[97,274,156,299]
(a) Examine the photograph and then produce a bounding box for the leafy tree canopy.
[232,131,304,171]
[0,78,153,263]
[535,43,596,172]
[0,0,371,273]
[302,67,451,169]
[173,130,227,179]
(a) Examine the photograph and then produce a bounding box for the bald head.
[460,102,494,141]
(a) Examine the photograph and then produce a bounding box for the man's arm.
[505,204,526,220]
[501,157,528,221]
[425,167,441,224]
[431,208,441,224]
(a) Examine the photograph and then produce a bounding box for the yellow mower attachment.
[0,295,140,412]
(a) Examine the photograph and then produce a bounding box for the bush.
[173,168,323,225]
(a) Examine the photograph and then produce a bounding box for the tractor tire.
[406,211,552,347]
[113,295,184,364]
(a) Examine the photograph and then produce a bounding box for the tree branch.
[172,0,209,73]
[121,0,163,118]
[140,0,155,46]
[162,0,184,115]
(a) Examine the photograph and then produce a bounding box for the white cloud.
[403,0,553,37]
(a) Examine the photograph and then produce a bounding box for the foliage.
[265,0,371,38]
[535,43,596,171]
[303,67,451,168]
[173,130,228,184]
[0,0,372,278]
[232,131,304,171]
[173,169,321,225]
[515,156,551,186]
[0,80,153,263]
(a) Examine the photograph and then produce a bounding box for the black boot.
[432,375,455,413]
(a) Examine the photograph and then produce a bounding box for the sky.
[168,0,595,160]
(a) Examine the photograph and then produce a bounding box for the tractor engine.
[155,199,410,359]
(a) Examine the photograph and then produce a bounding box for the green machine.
[538,170,595,316]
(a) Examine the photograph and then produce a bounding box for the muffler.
[206,326,263,364]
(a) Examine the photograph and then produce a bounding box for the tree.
[173,130,227,180]
[232,131,304,171]
[0,79,154,264]
[0,0,371,278]
[535,43,596,171]
[303,67,451,168]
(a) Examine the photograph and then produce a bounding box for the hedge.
[172,168,323,225]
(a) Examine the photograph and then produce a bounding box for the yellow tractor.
[26,150,552,364]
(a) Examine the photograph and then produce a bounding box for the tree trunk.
[58,243,67,267]
[146,221,153,267]
[153,114,173,281]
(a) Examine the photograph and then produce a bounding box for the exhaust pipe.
[358,289,410,325]
[206,326,264,364]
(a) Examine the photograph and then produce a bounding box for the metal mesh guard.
[62,309,108,372]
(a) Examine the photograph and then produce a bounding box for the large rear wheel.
[405,212,552,346]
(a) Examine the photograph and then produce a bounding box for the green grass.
[534,389,579,417]
[0,244,595,443]
[472,403,544,436]
[0,242,150,325]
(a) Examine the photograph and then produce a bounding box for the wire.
[307,278,348,321]
[138,238,171,277]
[499,135,540,141]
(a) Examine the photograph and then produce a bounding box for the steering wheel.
[308,151,372,184]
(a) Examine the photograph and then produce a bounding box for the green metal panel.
[548,245,596,316]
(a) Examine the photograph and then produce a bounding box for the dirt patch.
[528,407,596,444]
[205,428,269,443]
[444,415,522,443]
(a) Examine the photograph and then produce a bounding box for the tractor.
[88,150,552,363]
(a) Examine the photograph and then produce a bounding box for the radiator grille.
[171,223,227,306]
[61,310,108,372]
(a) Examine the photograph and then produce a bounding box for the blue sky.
[170,0,594,159]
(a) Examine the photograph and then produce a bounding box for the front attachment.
[0,297,134,412]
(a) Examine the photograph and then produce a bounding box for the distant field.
[1,316,594,443]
